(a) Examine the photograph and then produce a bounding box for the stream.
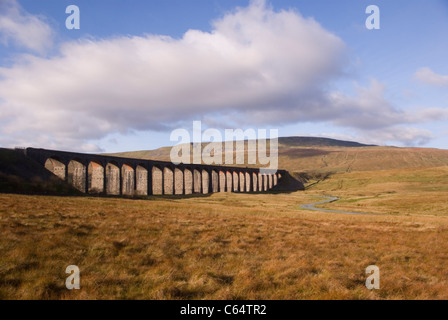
[300,196,375,215]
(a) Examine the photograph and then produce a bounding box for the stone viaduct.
[24,148,285,196]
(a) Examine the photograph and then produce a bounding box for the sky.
[0,0,447,153]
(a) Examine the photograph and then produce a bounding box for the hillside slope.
[107,136,448,174]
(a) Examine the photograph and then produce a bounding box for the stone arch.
[121,164,135,196]
[219,171,226,192]
[239,172,245,192]
[226,171,232,192]
[152,166,163,195]
[193,169,201,193]
[106,162,120,195]
[202,169,210,194]
[232,172,239,192]
[163,167,174,195]
[184,168,193,195]
[135,165,148,195]
[252,172,258,192]
[245,172,251,192]
[262,174,268,191]
[211,170,219,193]
[268,174,273,189]
[45,157,66,180]
[88,161,104,194]
[174,168,184,195]
[67,159,86,192]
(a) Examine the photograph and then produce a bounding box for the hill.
[106,136,448,175]
[278,136,375,148]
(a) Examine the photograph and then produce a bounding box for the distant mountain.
[278,136,376,148]
[106,136,448,174]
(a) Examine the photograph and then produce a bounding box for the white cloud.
[414,67,448,87]
[0,0,53,54]
[0,1,349,150]
[410,107,448,122]
[323,80,405,130]
[0,0,442,151]
[361,126,434,147]
[297,126,434,147]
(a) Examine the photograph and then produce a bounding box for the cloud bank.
[414,67,448,87]
[0,0,444,151]
[0,0,53,54]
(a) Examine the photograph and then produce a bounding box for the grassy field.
[2,141,448,299]
[307,166,448,216]
[1,185,448,299]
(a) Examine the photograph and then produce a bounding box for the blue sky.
[1,0,447,152]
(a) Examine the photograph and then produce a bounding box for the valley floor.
[1,188,447,299]
[306,166,448,217]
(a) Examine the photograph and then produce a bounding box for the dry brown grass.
[1,191,447,300]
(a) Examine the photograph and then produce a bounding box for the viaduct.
[23,148,286,196]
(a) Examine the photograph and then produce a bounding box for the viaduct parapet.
[24,147,286,196]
